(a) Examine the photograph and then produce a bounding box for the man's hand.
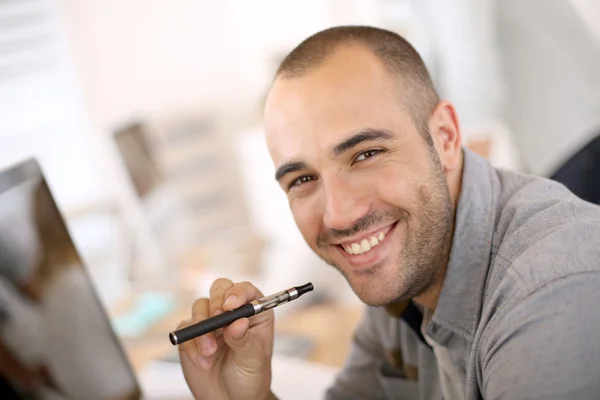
[177,278,275,400]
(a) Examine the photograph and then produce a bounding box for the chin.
[354,290,399,307]
[342,262,404,307]
[356,283,404,306]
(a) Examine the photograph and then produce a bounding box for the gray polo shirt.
[325,148,600,400]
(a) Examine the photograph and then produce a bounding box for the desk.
[275,302,364,368]
[111,288,196,372]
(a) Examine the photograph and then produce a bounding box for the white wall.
[60,0,245,129]
[0,0,108,209]
[54,1,253,291]
[58,3,258,278]
[60,0,385,133]
[224,0,386,122]
[0,0,132,306]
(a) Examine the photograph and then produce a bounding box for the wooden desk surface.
[113,290,195,372]
[275,302,365,368]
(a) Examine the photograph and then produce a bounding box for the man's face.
[264,47,454,306]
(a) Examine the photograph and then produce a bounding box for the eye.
[289,175,317,190]
[354,149,384,163]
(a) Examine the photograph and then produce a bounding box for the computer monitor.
[0,158,142,400]
[112,121,197,278]
[112,122,163,200]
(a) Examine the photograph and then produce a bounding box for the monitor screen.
[113,122,162,200]
[0,158,142,400]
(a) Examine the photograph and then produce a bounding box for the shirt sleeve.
[480,273,600,400]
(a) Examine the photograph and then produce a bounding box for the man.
[176,26,600,399]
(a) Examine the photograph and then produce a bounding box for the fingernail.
[224,295,237,306]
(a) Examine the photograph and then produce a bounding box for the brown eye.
[289,175,316,189]
[354,149,384,162]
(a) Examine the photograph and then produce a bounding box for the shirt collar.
[426,148,499,341]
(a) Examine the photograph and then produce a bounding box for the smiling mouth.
[337,223,396,256]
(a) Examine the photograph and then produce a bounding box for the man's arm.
[481,273,600,399]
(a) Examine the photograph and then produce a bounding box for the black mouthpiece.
[169,332,178,345]
[295,282,314,297]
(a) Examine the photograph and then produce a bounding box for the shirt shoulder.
[474,173,600,397]
[477,169,600,330]
[492,170,600,293]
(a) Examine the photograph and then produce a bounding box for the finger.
[222,317,270,361]
[222,317,252,352]
[208,278,234,317]
[222,281,263,312]
[191,298,218,358]
[176,319,212,370]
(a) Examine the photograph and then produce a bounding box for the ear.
[428,101,462,171]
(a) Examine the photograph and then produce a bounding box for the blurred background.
[0,0,598,398]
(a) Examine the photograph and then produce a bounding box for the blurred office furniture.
[139,353,340,400]
[64,202,134,309]
[111,113,266,290]
[0,0,127,309]
[111,120,189,284]
[0,0,109,207]
[0,158,142,400]
[149,113,262,275]
[148,116,241,239]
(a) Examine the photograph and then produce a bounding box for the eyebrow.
[275,160,309,182]
[332,129,394,157]
[274,129,394,183]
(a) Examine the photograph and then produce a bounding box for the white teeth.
[369,236,379,247]
[360,239,371,252]
[342,230,387,255]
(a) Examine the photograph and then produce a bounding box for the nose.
[322,175,370,231]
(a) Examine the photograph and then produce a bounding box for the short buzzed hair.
[276,25,439,145]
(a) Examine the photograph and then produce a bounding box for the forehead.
[264,46,411,163]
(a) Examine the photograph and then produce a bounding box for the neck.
[413,257,448,311]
